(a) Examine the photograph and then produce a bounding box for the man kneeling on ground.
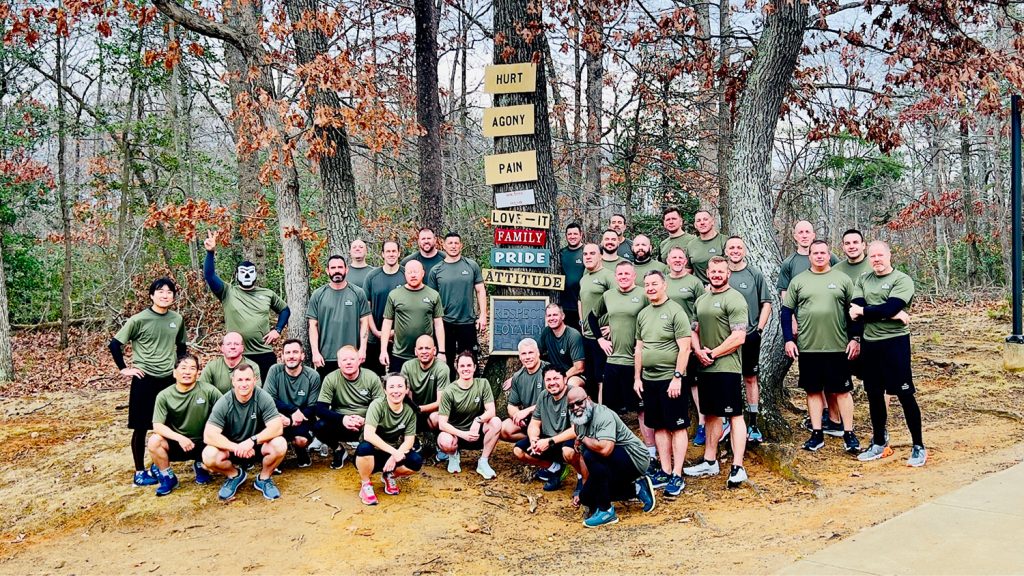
[202,364,287,500]
[512,366,576,492]
[355,373,424,505]
[148,354,222,496]
[567,386,656,528]
[313,346,385,469]
[264,339,322,468]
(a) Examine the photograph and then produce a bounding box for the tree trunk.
[283,0,361,257]
[414,0,444,232]
[0,235,12,383]
[56,32,72,348]
[717,1,734,231]
[725,0,807,438]
[582,0,603,219]
[960,119,981,284]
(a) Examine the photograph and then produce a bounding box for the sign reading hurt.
[483,63,538,94]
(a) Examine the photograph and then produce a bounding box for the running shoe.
[693,424,707,446]
[476,458,496,480]
[583,506,619,528]
[359,482,378,505]
[683,460,720,477]
[533,467,554,482]
[857,443,894,462]
[155,471,178,496]
[907,445,927,467]
[133,469,158,487]
[802,432,825,452]
[435,450,449,463]
[543,465,570,491]
[193,460,212,484]
[823,419,845,437]
[218,468,247,500]
[727,465,747,488]
[447,450,462,474]
[747,425,764,444]
[664,474,685,498]
[382,472,400,495]
[635,476,656,513]
[253,475,281,500]
[645,458,659,476]
[720,420,731,441]
[649,469,671,489]
[330,448,348,470]
[843,431,861,454]
[296,446,312,468]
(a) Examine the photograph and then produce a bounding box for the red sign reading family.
[494,227,547,247]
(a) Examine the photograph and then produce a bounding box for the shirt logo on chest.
[576,259,582,264]
[360,389,369,396]
[714,302,721,308]
[345,300,354,306]
[298,390,306,396]
[883,284,891,289]
[462,270,469,275]
[169,322,177,329]
[559,348,566,354]
[250,414,257,420]
[739,283,748,289]
[827,283,837,289]
[423,297,432,304]
[631,297,640,303]
[660,314,668,320]
[259,295,268,300]
[196,398,206,405]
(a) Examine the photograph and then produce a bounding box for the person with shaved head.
[346,238,377,291]
[379,260,446,372]
[197,332,263,394]
[685,209,726,284]
[631,234,667,285]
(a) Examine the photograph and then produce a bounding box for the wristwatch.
[250,435,258,444]
[673,371,683,379]
[851,336,862,343]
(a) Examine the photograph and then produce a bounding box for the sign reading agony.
[489,296,549,356]
[484,151,537,185]
[494,228,547,246]
[483,269,565,291]
[482,104,535,137]
[483,63,538,94]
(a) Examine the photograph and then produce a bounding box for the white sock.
[547,462,561,473]
[647,446,657,458]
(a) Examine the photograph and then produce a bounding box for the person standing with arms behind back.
[559,223,586,332]
[428,233,486,375]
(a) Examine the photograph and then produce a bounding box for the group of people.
[109,209,925,528]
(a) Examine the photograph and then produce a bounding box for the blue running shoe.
[747,425,764,444]
[635,476,656,513]
[583,506,619,528]
[693,425,706,446]
[218,468,247,501]
[253,475,281,500]
[133,469,158,487]
[155,471,178,496]
[664,474,685,498]
[193,461,212,485]
[649,470,670,490]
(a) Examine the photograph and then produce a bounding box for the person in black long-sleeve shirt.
[264,339,322,467]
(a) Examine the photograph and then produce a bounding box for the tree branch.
[150,0,248,53]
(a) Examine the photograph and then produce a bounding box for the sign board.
[483,269,565,291]
[483,63,538,94]
[489,248,551,268]
[494,188,536,209]
[490,209,550,229]
[484,150,537,185]
[494,228,547,246]
[489,296,549,356]
[482,104,535,138]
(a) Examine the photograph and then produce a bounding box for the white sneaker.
[727,465,747,488]
[683,460,720,477]
[447,450,462,474]
[476,459,496,480]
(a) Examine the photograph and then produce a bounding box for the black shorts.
[128,374,175,430]
[603,363,642,413]
[283,420,315,442]
[741,330,762,377]
[697,372,744,417]
[861,335,914,395]
[514,438,571,462]
[228,443,266,468]
[683,355,700,387]
[364,340,392,376]
[355,441,424,472]
[582,337,607,386]
[166,439,205,462]
[640,378,690,431]
[798,352,853,394]
[452,431,485,450]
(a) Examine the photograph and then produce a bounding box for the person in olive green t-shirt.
[687,257,749,487]
[538,303,587,387]
[685,209,726,284]
[781,240,860,454]
[148,354,222,496]
[202,364,286,501]
[834,229,872,282]
[307,255,371,382]
[437,353,502,479]
[499,339,548,442]
[197,332,262,394]
[380,261,446,371]
[593,261,648,418]
[313,347,385,468]
[659,206,696,262]
[264,339,321,467]
[400,335,452,450]
[202,230,289,381]
[427,233,486,374]
[355,374,424,505]
[512,367,577,489]
[631,235,668,287]
[663,245,707,435]
[110,276,187,485]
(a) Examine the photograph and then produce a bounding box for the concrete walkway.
[779,461,1024,575]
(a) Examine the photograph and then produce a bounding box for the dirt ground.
[1,301,1022,575]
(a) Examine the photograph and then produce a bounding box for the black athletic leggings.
[867,386,923,447]
[132,430,147,471]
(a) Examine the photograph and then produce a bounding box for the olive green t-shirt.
[427,257,483,324]
[834,258,872,282]
[400,358,452,406]
[207,388,280,442]
[211,284,287,355]
[579,267,615,339]
[317,368,384,416]
[636,299,692,380]
[384,285,444,358]
[600,257,624,273]
[685,233,726,284]
[306,283,371,361]
[594,286,646,366]
[538,326,585,374]
[778,252,839,292]
[439,378,493,431]
[783,269,853,353]
[854,269,915,341]
[364,266,405,344]
[666,273,705,323]
[573,403,648,476]
[263,364,321,413]
[659,233,696,262]
[345,264,377,291]
[153,382,223,440]
[114,307,186,378]
[507,362,548,408]
[197,357,262,395]
[534,391,570,438]
[364,398,417,447]
[728,266,772,334]
[693,287,748,374]
[633,259,669,288]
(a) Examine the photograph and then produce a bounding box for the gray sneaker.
[857,443,894,462]
[253,475,281,500]
[683,460,720,477]
[907,445,927,467]
[218,468,248,500]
